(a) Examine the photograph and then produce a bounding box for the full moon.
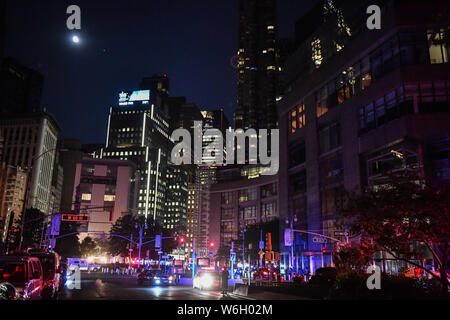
[72,35,80,43]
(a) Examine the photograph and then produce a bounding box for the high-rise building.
[58,139,87,213]
[165,165,188,232]
[194,109,229,257]
[72,157,137,241]
[0,112,60,215]
[0,0,5,60]
[49,150,64,213]
[0,164,27,243]
[234,0,281,130]
[278,0,450,274]
[0,57,43,115]
[101,76,171,226]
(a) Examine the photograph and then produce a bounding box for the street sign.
[230,251,236,261]
[313,237,328,243]
[49,215,61,236]
[259,240,264,250]
[284,229,292,246]
[61,214,89,222]
[258,250,264,259]
[155,235,162,248]
[334,231,349,237]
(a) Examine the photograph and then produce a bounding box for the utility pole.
[138,226,143,269]
[242,228,246,273]
[192,238,196,279]
[129,233,133,270]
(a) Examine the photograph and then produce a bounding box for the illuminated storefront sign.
[118,90,150,106]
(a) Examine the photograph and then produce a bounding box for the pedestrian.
[221,268,229,295]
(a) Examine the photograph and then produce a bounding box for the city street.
[59,272,242,300]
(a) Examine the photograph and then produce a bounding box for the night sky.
[4,0,318,143]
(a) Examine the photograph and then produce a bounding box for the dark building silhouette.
[0,0,5,59]
[234,0,282,130]
[0,57,43,114]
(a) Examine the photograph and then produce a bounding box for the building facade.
[100,76,171,227]
[72,157,137,240]
[0,164,27,243]
[278,0,450,274]
[0,112,60,215]
[208,167,279,262]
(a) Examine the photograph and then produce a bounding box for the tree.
[80,236,98,258]
[9,208,45,251]
[54,220,81,259]
[341,172,450,295]
[332,240,377,273]
[107,214,165,259]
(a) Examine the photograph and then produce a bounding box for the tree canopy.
[341,172,450,294]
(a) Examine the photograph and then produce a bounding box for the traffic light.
[178,236,185,244]
[209,241,215,249]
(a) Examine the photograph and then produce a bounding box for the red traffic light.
[209,241,215,248]
[178,236,185,243]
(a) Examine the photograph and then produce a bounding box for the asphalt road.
[60,272,238,300]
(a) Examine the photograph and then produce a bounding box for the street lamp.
[135,221,148,269]
[242,227,246,276]
[17,148,67,252]
[285,215,298,277]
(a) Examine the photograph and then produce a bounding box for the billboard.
[118,90,150,106]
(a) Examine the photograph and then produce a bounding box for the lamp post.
[285,215,298,278]
[17,148,66,252]
[242,227,246,276]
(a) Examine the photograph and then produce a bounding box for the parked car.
[0,282,20,300]
[28,249,63,299]
[0,255,43,300]
[137,269,176,286]
[309,267,337,287]
[193,269,221,291]
[253,268,280,280]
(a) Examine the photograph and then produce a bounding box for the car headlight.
[200,275,213,288]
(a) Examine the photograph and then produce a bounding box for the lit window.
[104,195,116,202]
[81,193,91,201]
[311,38,323,68]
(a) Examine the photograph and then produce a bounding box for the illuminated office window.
[81,193,91,201]
[311,38,323,68]
[104,195,115,202]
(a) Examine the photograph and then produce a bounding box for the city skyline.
[3,0,319,143]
